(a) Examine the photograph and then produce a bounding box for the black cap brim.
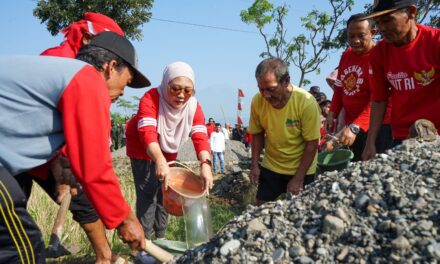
[128,66,151,88]
[88,31,151,89]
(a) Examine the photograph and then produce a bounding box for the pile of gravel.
[176,138,440,263]
[212,166,256,207]
[177,140,249,164]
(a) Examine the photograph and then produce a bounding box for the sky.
[0,0,370,125]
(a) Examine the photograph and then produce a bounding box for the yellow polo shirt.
[248,85,321,175]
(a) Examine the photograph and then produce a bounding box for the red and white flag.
[238,89,245,97]
[237,116,243,125]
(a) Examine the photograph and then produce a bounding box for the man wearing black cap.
[0,32,149,263]
[361,0,440,160]
[309,85,320,98]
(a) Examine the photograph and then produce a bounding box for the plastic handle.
[144,239,174,263]
[167,160,195,173]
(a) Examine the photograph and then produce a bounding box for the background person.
[231,123,244,142]
[210,123,226,174]
[125,62,214,244]
[0,32,148,264]
[248,58,321,206]
[206,117,216,138]
[326,14,392,160]
[362,0,440,160]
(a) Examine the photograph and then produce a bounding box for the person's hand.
[116,211,146,251]
[287,176,304,195]
[50,155,78,204]
[200,163,213,195]
[321,140,335,151]
[362,143,376,161]
[338,127,356,146]
[155,162,170,190]
[249,164,260,184]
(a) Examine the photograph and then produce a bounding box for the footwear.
[134,252,156,264]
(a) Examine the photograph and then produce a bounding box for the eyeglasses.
[168,85,194,97]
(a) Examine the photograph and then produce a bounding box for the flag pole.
[220,105,226,126]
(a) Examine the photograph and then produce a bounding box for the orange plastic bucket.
[162,166,206,216]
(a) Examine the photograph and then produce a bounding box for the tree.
[241,0,354,87]
[116,98,138,117]
[33,0,154,41]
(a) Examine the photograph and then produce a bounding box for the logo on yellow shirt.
[286,119,300,127]
[414,67,435,86]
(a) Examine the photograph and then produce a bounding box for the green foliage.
[110,112,126,125]
[415,0,439,27]
[240,0,274,29]
[116,97,138,117]
[241,0,354,87]
[33,0,154,41]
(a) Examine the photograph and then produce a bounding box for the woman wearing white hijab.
[125,62,213,241]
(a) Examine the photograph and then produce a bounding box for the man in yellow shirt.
[249,58,321,205]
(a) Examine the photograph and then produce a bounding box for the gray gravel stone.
[322,215,345,238]
[175,139,440,264]
[220,239,241,256]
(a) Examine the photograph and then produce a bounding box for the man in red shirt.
[0,32,149,264]
[327,13,392,161]
[15,13,126,263]
[206,117,216,138]
[362,0,440,160]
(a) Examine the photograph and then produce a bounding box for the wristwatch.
[348,124,360,135]
[200,159,212,168]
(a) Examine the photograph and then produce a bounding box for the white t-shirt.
[210,131,226,152]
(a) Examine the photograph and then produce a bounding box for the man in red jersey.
[0,31,149,264]
[16,13,126,263]
[326,13,392,161]
[361,0,440,160]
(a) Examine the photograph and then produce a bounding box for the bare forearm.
[197,150,210,161]
[146,142,167,164]
[251,132,264,168]
[366,101,387,145]
[295,140,318,180]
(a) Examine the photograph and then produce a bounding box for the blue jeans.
[212,152,225,173]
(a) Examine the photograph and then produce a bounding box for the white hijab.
[157,62,198,153]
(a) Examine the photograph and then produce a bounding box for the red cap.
[84,12,124,36]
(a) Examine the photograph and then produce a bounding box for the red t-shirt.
[126,88,210,161]
[40,41,76,58]
[370,24,440,140]
[330,47,373,132]
[206,123,215,138]
[27,41,84,180]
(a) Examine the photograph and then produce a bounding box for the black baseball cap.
[309,86,320,93]
[363,0,417,19]
[88,31,151,88]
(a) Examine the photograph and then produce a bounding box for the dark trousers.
[351,130,368,162]
[352,124,394,162]
[15,173,99,225]
[375,124,393,154]
[130,159,168,240]
[0,167,45,264]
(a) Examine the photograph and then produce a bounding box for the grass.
[27,157,240,262]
